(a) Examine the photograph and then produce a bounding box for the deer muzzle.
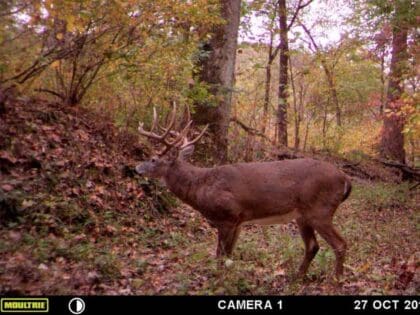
[135,163,147,175]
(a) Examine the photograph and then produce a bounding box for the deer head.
[135,102,208,178]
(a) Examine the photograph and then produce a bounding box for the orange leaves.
[50,60,60,70]
[384,94,419,137]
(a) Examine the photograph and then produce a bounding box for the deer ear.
[179,145,195,160]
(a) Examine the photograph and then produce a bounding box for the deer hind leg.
[310,219,347,278]
[296,218,319,278]
[216,224,241,257]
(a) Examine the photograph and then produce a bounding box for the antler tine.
[138,102,206,155]
[160,101,177,139]
[157,119,193,148]
[138,122,164,140]
[156,145,172,156]
[171,119,193,147]
[150,107,158,132]
[185,105,191,124]
[157,120,195,156]
[180,124,209,149]
[138,103,177,145]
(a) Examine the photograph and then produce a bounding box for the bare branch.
[0,3,28,17]
[34,88,65,100]
[288,0,314,30]
[299,21,320,51]
[230,116,273,143]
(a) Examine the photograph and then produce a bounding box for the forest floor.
[0,99,418,295]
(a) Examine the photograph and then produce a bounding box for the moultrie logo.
[0,298,49,313]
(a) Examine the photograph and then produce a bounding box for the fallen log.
[376,159,420,182]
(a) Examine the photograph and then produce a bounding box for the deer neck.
[163,160,206,205]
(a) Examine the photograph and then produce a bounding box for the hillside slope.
[0,98,181,294]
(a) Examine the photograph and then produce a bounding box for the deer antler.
[138,102,208,156]
[179,125,209,150]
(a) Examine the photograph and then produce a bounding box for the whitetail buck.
[135,104,352,278]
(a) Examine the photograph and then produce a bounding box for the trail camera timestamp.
[354,299,419,312]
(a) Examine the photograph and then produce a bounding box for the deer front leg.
[216,224,241,257]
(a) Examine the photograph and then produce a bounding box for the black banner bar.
[0,296,418,315]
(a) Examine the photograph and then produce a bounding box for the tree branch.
[269,0,314,62]
[34,88,65,100]
[376,159,420,181]
[0,3,28,17]
[287,0,314,31]
[299,21,319,51]
[230,116,273,143]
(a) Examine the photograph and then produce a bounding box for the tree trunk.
[277,0,289,147]
[262,38,274,136]
[303,119,310,152]
[193,0,241,163]
[0,87,7,116]
[295,85,305,151]
[322,63,341,127]
[379,48,386,115]
[289,57,299,151]
[322,98,328,148]
[380,1,408,164]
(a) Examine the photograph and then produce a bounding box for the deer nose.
[135,164,145,175]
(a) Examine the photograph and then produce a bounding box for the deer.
[135,103,352,278]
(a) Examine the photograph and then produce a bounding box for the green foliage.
[186,80,217,107]
[351,182,412,211]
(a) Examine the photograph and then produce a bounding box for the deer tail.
[342,177,352,202]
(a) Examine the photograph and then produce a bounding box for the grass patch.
[351,182,413,211]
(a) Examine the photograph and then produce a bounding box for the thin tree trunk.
[277,0,289,147]
[323,64,341,126]
[379,48,386,115]
[322,98,329,148]
[263,33,274,136]
[289,57,299,151]
[296,85,305,151]
[303,119,310,152]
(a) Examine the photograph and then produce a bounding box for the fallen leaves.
[0,150,17,164]
[1,184,14,192]
[394,255,418,290]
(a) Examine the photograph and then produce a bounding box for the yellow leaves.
[66,15,77,33]
[51,60,60,69]
[56,33,63,40]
